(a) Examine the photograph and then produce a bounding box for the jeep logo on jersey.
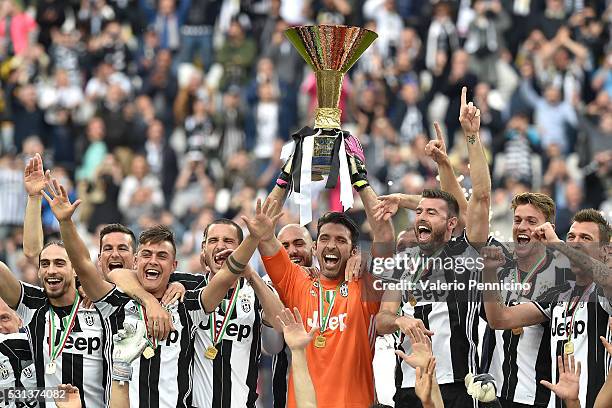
[198,320,252,341]
[0,363,9,380]
[551,317,586,338]
[241,298,251,313]
[307,311,347,332]
[55,334,101,354]
[84,313,95,326]
[164,330,180,346]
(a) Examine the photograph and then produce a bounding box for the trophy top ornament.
[284,25,378,73]
[284,25,378,130]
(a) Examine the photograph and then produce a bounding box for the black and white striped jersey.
[395,231,484,388]
[481,247,571,406]
[15,282,109,408]
[0,332,36,408]
[95,286,207,408]
[534,282,612,408]
[171,272,264,408]
[270,346,290,408]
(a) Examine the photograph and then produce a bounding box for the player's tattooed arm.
[533,222,612,298]
[423,122,468,234]
[459,87,491,246]
[203,199,283,313]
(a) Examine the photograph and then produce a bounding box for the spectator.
[139,0,191,53]
[139,119,178,206]
[0,0,37,56]
[519,63,578,154]
[75,116,107,182]
[10,84,47,152]
[216,18,257,91]
[463,0,510,84]
[424,0,459,72]
[118,153,164,226]
[176,0,222,71]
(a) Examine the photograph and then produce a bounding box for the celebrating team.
[0,86,611,408]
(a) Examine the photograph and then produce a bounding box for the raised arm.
[244,266,285,331]
[372,193,422,221]
[23,153,47,260]
[41,178,114,301]
[480,246,547,329]
[0,261,21,309]
[204,199,284,314]
[278,307,318,408]
[425,122,468,232]
[460,87,491,245]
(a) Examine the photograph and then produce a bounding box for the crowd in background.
[0,0,611,310]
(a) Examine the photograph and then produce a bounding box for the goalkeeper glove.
[112,321,148,383]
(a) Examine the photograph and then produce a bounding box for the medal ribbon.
[564,283,594,339]
[514,251,547,288]
[411,247,444,284]
[136,303,158,349]
[210,279,241,345]
[317,278,343,334]
[48,292,81,362]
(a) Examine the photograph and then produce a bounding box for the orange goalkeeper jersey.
[262,247,381,408]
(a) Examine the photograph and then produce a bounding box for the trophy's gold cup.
[285,25,377,179]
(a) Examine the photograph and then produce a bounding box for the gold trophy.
[284,25,377,179]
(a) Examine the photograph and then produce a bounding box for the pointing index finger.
[461,86,467,108]
[433,122,444,142]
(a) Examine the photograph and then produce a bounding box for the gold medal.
[143,346,155,359]
[564,341,574,355]
[204,346,218,359]
[314,335,326,348]
[46,361,56,375]
[408,293,417,307]
[511,327,524,336]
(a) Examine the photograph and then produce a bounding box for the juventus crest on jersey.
[483,247,571,406]
[15,283,110,408]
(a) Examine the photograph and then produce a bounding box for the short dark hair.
[202,219,244,245]
[99,223,136,253]
[316,212,360,248]
[572,209,612,244]
[421,189,460,218]
[511,192,556,223]
[139,225,176,255]
[39,241,66,267]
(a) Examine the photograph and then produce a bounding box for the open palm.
[41,178,81,222]
[395,327,433,370]
[277,307,317,351]
[242,199,283,240]
[24,153,49,196]
[540,355,580,402]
